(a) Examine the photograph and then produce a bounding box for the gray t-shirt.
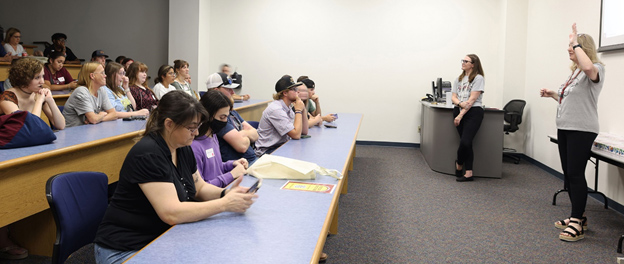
[254,99,295,156]
[556,63,605,134]
[63,86,113,127]
[452,74,485,107]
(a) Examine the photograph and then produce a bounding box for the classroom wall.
[203,0,508,144]
[524,0,624,206]
[0,0,169,82]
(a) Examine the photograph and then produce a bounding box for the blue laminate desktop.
[232,99,268,108]
[0,119,146,163]
[125,113,363,264]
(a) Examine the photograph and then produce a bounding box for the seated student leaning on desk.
[103,62,149,119]
[192,89,249,187]
[0,57,65,129]
[94,91,256,264]
[254,75,308,156]
[207,72,259,164]
[43,51,78,93]
[62,62,117,127]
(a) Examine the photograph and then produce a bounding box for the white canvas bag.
[247,154,342,180]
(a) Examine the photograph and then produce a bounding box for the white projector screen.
[599,0,624,51]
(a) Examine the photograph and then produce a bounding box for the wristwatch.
[572,44,582,50]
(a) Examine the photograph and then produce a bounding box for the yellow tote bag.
[247,154,342,180]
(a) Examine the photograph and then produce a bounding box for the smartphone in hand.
[247,179,262,193]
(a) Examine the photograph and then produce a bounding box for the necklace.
[18,87,33,95]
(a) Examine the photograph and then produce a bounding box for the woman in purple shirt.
[191,89,248,187]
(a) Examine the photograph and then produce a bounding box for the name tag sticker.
[206,148,215,158]
[58,77,65,82]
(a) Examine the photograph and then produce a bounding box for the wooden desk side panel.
[237,103,266,122]
[1,137,136,256]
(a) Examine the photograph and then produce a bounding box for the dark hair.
[144,90,207,137]
[197,89,233,136]
[121,58,134,66]
[9,57,43,88]
[297,76,309,82]
[115,56,126,64]
[174,59,189,73]
[458,54,485,83]
[105,62,124,97]
[154,65,174,85]
[220,64,230,71]
[48,51,65,63]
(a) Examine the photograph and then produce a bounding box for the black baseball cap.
[91,50,109,58]
[51,33,67,41]
[275,75,302,93]
[301,78,315,89]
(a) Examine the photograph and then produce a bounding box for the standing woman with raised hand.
[152,65,176,100]
[0,57,65,129]
[450,54,485,182]
[103,62,149,119]
[127,62,158,111]
[540,23,605,242]
[62,62,117,127]
[171,59,197,98]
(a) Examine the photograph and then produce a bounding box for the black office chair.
[46,171,108,264]
[503,99,526,164]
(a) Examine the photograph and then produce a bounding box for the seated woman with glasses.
[62,62,117,127]
[152,65,177,100]
[103,62,149,119]
[192,89,249,188]
[94,91,257,264]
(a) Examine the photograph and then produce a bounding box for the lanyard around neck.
[559,69,581,104]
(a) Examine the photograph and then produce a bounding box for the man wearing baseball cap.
[43,33,80,63]
[205,72,259,163]
[254,75,309,156]
[91,50,108,67]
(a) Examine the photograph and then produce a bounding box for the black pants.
[453,107,484,170]
[557,129,597,219]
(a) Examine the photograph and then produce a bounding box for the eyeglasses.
[167,72,176,76]
[461,60,473,64]
[186,123,203,133]
[94,71,106,75]
[290,87,299,92]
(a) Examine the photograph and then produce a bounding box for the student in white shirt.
[152,65,177,100]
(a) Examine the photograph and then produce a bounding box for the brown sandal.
[559,219,585,242]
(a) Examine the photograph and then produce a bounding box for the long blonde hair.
[570,34,604,71]
[77,62,101,91]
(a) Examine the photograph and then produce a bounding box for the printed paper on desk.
[247,154,342,180]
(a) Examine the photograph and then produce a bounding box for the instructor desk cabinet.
[420,101,503,178]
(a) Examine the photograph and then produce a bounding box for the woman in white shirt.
[152,65,176,100]
[3,28,26,57]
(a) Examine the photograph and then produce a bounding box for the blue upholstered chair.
[247,121,259,129]
[46,171,108,264]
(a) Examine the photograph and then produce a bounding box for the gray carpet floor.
[323,145,624,263]
[3,145,624,263]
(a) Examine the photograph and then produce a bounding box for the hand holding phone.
[247,179,262,193]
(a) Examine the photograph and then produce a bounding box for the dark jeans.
[453,107,484,170]
[557,129,597,219]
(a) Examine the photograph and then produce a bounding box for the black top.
[95,132,198,251]
[43,46,78,61]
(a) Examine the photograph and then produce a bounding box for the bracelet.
[295,111,302,114]
[572,44,582,50]
[220,189,227,198]
[125,89,131,93]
